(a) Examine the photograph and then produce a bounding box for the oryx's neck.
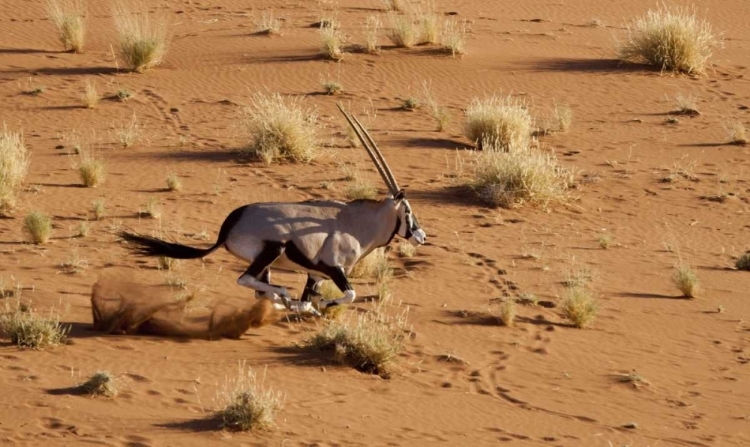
[343,199,399,254]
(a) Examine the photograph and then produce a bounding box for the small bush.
[364,15,382,53]
[92,198,106,220]
[618,5,717,74]
[440,17,467,56]
[140,197,161,219]
[113,0,169,72]
[0,126,30,216]
[560,287,598,328]
[386,12,418,48]
[673,263,699,298]
[396,241,416,258]
[304,307,409,377]
[24,211,52,244]
[116,89,134,101]
[402,97,420,111]
[79,371,118,397]
[492,299,516,327]
[346,179,378,201]
[0,303,70,349]
[46,0,87,53]
[725,121,748,146]
[417,5,441,44]
[81,79,99,108]
[469,142,572,209]
[350,247,391,281]
[320,22,345,60]
[166,172,182,191]
[736,253,750,271]
[322,80,343,95]
[465,95,532,149]
[78,150,105,187]
[113,113,144,148]
[674,92,700,115]
[598,234,612,249]
[241,93,318,164]
[254,10,281,35]
[216,363,284,431]
[60,249,88,274]
[553,102,573,132]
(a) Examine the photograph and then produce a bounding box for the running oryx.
[119,104,426,315]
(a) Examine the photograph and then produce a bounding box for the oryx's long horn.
[350,114,400,193]
[337,103,399,195]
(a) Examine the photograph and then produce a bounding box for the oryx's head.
[339,103,426,247]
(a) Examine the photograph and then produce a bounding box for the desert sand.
[1,0,750,445]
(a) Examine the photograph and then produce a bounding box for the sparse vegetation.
[673,263,699,298]
[78,149,105,187]
[364,15,382,53]
[116,89,134,101]
[598,234,613,249]
[254,10,281,35]
[24,211,52,244]
[60,249,88,274]
[140,197,161,219]
[402,97,420,111]
[421,81,451,132]
[46,0,87,53]
[417,4,441,44]
[469,141,572,209]
[81,79,99,108]
[553,102,572,132]
[440,17,468,56]
[618,370,650,388]
[386,12,418,48]
[618,4,717,74]
[346,177,378,201]
[304,305,409,377]
[736,252,750,271]
[382,0,405,12]
[79,371,118,397]
[215,363,284,431]
[166,172,182,191]
[22,85,46,96]
[0,126,30,215]
[492,299,516,327]
[465,94,532,149]
[396,241,416,258]
[319,21,345,60]
[350,247,391,281]
[112,0,169,72]
[0,302,70,349]
[725,120,748,145]
[322,80,343,95]
[241,92,319,164]
[560,286,598,328]
[92,198,106,220]
[113,113,144,149]
[674,92,700,115]
[75,221,90,237]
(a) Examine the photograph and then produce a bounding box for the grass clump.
[402,97,420,111]
[598,234,613,249]
[241,93,318,164]
[421,80,451,132]
[417,5,441,44]
[254,10,281,35]
[166,171,182,191]
[322,80,343,95]
[0,126,30,216]
[24,211,53,244]
[440,17,468,56]
[560,286,598,328]
[0,302,70,349]
[469,142,572,209]
[465,94,532,149]
[79,371,118,397]
[46,0,87,53]
[674,92,700,115]
[364,15,382,53]
[319,22,345,60]
[350,247,391,281]
[215,363,284,432]
[304,306,409,377]
[492,299,516,327]
[346,179,378,201]
[140,197,161,219]
[725,120,748,146]
[81,79,99,108]
[386,12,418,48]
[92,198,106,220]
[735,253,750,271]
[113,1,169,73]
[78,149,105,187]
[116,89,134,101]
[673,263,699,298]
[113,113,144,149]
[618,4,717,74]
[396,241,416,258]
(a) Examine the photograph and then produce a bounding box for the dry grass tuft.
[81,79,99,108]
[24,211,52,244]
[350,247,391,281]
[735,253,750,271]
[560,286,598,328]
[440,17,468,56]
[254,10,281,35]
[553,102,573,132]
[364,15,382,53]
[166,171,182,191]
[78,149,105,187]
[241,92,318,164]
[618,4,717,74]
[725,120,748,145]
[0,126,30,216]
[421,80,451,132]
[46,0,87,53]
[386,12,418,48]
[673,263,699,298]
[396,241,416,258]
[465,94,532,149]
[491,299,516,327]
[319,21,345,60]
[382,0,405,12]
[469,142,573,209]
[113,1,169,73]
[304,306,409,377]
[140,197,161,220]
[215,363,284,431]
[598,234,613,249]
[80,371,118,397]
[92,198,106,220]
[417,4,441,44]
[321,80,343,95]
[346,179,377,201]
[0,302,70,349]
[113,113,144,149]
[674,92,700,115]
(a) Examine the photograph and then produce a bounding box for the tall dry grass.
[112,1,169,72]
[385,12,418,48]
[46,0,87,53]
[0,126,30,216]
[464,94,532,149]
[619,4,717,74]
[215,363,284,431]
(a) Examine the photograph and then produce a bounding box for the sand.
[1,0,749,445]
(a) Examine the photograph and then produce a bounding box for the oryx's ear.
[394,189,405,200]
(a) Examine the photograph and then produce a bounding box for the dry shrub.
[350,247,391,281]
[364,15,382,53]
[346,179,377,201]
[491,299,516,327]
[319,22,345,60]
[560,287,598,328]
[241,92,318,164]
[166,172,182,191]
[386,12,418,48]
[0,126,30,216]
[725,120,748,145]
[113,113,144,148]
[80,371,118,397]
[78,149,105,187]
[674,92,700,115]
[46,0,87,53]
[81,79,99,108]
[24,211,52,244]
[440,17,468,56]
[215,363,284,431]
[92,198,106,220]
[736,253,750,271]
[0,302,70,349]
[465,94,532,149]
[396,241,416,258]
[618,4,717,74]
[254,10,281,35]
[113,1,169,73]
[421,80,451,132]
[304,306,409,377]
[469,142,572,209]
[322,80,343,95]
[553,102,573,132]
[673,263,699,298]
[417,4,441,44]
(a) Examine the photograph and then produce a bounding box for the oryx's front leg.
[237,242,292,310]
[318,266,356,310]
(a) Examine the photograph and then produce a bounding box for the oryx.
[120,104,426,315]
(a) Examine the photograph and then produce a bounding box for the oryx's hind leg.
[300,274,325,303]
[237,243,292,309]
[254,269,273,299]
[318,266,356,309]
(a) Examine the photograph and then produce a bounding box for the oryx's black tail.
[119,205,247,260]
